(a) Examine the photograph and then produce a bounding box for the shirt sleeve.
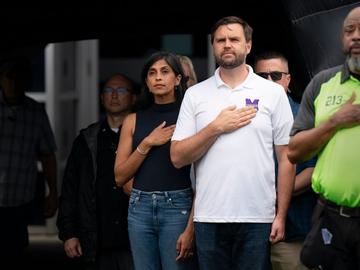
[290,65,342,136]
[290,75,320,136]
[172,91,197,141]
[273,88,294,145]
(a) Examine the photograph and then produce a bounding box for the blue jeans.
[128,188,198,270]
[194,222,271,270]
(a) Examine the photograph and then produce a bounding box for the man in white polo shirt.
[170,16,295,270]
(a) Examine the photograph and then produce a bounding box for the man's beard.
[215,53,246,69]
[347,55,360,74]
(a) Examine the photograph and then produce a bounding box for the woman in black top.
[114,51,197,270]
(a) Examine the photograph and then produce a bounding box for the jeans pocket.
[167,196,192,209]
[129,194,139,208]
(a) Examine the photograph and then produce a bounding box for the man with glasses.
[254,52,295,112]
[255,51,316,270]
[57,73,137,270]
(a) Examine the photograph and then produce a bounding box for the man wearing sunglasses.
[254,52,293,109]
[254,51,316,270]
[57,74,137,270]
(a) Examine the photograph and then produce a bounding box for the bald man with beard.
[288,6,360,270]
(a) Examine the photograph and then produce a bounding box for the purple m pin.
[245,98,259,110]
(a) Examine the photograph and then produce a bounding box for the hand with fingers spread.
[212,105,257,134]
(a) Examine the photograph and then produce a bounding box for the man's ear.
[246,40,252,55]
[286,74,291,90]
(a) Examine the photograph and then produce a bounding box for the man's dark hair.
[253,51,289,67]
[210,16,253,44]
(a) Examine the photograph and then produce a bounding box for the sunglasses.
[256,71,288,81]
[103,87,129,94]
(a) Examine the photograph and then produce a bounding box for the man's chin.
[347,55,360,74]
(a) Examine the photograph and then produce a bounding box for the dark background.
[1,1,359,100]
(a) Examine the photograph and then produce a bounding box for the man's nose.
[352,27,360,40]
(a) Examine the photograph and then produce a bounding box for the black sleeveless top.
[133,102,191,191]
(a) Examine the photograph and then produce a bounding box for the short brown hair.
[210,16,253,44]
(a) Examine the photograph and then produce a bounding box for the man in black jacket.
[57,73,137,270]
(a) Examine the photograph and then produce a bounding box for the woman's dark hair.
[136,51,188,110]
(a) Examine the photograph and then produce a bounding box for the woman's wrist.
[136,139,151,156]
[136,145,148,156]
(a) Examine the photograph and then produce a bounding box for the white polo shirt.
[172,66,293,223]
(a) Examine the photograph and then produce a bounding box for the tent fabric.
[281,1,359,80]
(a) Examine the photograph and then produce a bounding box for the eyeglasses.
[256,71,288,81]
[103,87,129,94]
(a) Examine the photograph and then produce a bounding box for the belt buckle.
[339,206,351,218]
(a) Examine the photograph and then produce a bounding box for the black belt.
[318,197,360,218]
